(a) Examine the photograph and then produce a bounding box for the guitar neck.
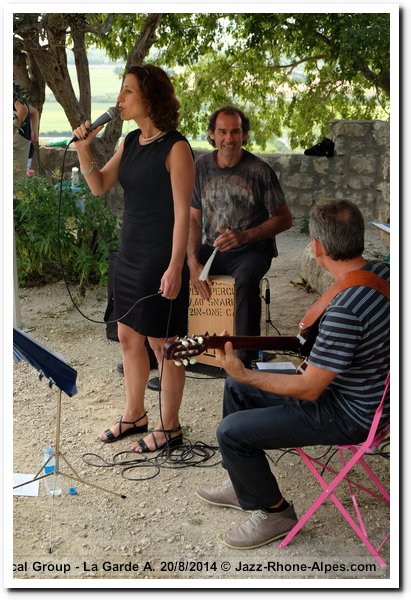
[203,335,301,353]
[163,334,304,363]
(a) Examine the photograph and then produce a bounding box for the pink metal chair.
[279,372,390,568]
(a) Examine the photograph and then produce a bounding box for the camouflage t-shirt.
[192,150,286,251]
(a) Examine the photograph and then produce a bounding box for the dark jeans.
[198,242,273,362]
[216,377,369,510]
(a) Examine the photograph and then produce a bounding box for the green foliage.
[157,13,390,149]
[14,12,391,151]
[14,175,119,289]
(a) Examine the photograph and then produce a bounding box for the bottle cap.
[68,487,78,495]
[44,446,52,453]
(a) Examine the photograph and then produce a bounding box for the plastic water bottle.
[71,166,80,187]
[42,447,62,497]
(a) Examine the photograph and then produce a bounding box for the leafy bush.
[14,174,119,289]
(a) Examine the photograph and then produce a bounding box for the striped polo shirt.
[308,260,390,431]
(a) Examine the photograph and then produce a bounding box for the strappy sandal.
[101,412,148,444]
[135,425,183,453]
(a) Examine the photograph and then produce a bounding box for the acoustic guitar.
[164,270,389,366]
[164,333,304,365]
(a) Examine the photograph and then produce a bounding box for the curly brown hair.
[206,105,250,147]
[126,65,180,131]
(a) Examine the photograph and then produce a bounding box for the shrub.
[14,174,119,289]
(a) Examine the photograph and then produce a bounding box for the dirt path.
[10,226,391,587]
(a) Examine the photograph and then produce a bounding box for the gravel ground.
[9,226,393,591]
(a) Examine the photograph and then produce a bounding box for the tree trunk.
[13,12,164,205]
[71,31,91,119]
[101,13,164,162]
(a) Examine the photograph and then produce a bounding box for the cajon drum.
[188,275,236,366]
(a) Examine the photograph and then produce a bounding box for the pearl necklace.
[140,129,163,143]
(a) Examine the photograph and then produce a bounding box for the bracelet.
[80,161,97,176]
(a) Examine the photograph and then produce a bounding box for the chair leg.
[351,451,390,502]
[280,490,388,568]
[280,373,390,568]
[300,453,389,502]
[278,447,389,569]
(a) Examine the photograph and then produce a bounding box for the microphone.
[70,106,118,143]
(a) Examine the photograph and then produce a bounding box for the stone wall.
[289,119,390,293]
[40,121,390,293]
[39,119,390,226]
[38,119,390,293]
[260,119,390,226]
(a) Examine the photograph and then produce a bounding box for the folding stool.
[279,372,390,568]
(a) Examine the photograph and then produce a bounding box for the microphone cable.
[81,301,222,480]
[57,143,222,477]
[82,440,221,482]
[56,142,160,325]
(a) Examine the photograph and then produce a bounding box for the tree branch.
[83,13,115,36]
[267,54,328,72]
[71,29,91,117]
[126,13,164,69]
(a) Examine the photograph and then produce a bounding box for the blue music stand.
[13,328,78,396]
[13,328,125,522]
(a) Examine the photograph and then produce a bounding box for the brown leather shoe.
[196,480,243,510]
[223,504,298,549]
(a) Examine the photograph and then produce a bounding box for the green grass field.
[41,65,122,136]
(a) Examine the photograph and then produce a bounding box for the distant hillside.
[41,63,123,137]
[41,47,295,152]
[66,44,125,67]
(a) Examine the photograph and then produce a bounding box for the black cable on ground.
[82,439,221,482]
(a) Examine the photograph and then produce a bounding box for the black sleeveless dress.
[113,129,190,338]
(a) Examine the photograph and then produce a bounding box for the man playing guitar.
[195,199,390,550]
